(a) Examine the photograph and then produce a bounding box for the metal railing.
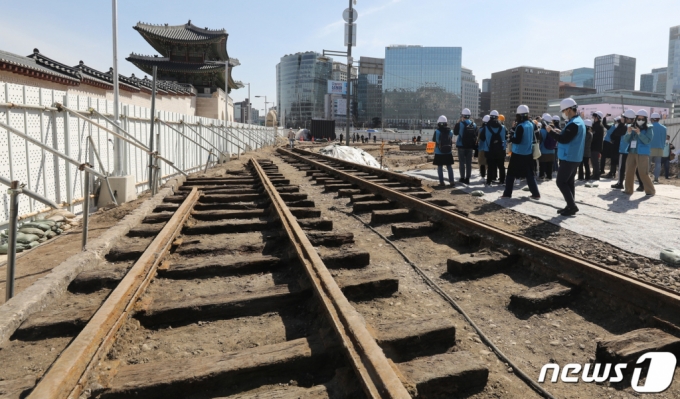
[0,81,277,228]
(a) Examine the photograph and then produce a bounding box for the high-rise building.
[382,45,462,128]
[461,67,480,118]
[594,54,636,93]
[482,78,491,93]
[640,67,667,94]
[667,25,680,100]
[560,68,594,88]
[276,52,332,128]
[559,82,596,98]
[331,61,357,82]
[356,57,383,127]
[233,98,253,123]
[490,66,559,120]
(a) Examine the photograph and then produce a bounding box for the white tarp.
[318,144,385,169]
[405,168,680,261]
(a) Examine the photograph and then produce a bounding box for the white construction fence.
[0,81,277,228]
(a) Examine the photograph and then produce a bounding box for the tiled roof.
[127,73,195,96]
[126,54,225,73]
[0,48,81,83]
[134,21,227,43]
[73,61,114,87]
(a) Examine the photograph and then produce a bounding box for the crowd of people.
[431,99,676,217]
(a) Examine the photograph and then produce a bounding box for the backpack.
[461,122,478,148]
[437,130,453,153]
[543,131,557,150]
[487,126,504,154]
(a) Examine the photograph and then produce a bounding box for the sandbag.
[660,249,680,266]
[22,222,51,231]
[28,241,40,249]
[47,215,67,223]
[16,233,40,244]
[585,182,599,188]
[18,228,45,238]
[471,190,485,197]
[45,230,57,239]
[39,220,56,227]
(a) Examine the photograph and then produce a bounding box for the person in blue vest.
[433,115,455,187]
[623,110,655,196]
[453,108,476,184]
[538,113,556,181]
[603,115,620,178]
[501,105,540,199]
[649,112,667,183]
[477,115,490,180]
[546,98,586,216]
[611,111,635,189]
[482,110,507,185]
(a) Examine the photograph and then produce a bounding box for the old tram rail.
[4,157,488,399]
[278,147,680,323]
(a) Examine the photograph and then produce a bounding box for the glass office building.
[357,57,384,127]
[594,54,636,93]
[276,52,332,128]
[640,67,667,94]
[560,67,594,88]
[382,46,462,128]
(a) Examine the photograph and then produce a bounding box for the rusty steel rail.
[291,147,422,187]
[278,147,680,327]
[250,159,410,399]
[28,188,200,399]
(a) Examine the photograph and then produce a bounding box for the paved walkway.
[405,169,680,261]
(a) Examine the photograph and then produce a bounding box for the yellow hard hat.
[499,115,505,122]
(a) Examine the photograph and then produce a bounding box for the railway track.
[0,157,491,399]
[3,146,680,398]
[272,147,680,398]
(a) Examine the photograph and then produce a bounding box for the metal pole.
[111,0,123,176]
[149,66,157,194]
[248,83,251,125]
[82,170,90,250]
[345,0,353,147]
[224,63,229,124]
[5,181,20,301]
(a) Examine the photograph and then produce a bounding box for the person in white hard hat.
[538,114,556,180]
[578,119,594,181]
[501,105,540,199]
[649,112,667,183]
[453,108,476,184]
[481,110,507,185]
[622,110,655,195]
[611,111,636,189]
[546,98,586,216]
[590,112,605,180]
[477,115,491,180]
[433,115,455,187]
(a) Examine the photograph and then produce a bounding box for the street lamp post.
[255,95,270,125]
[111,0,123,175]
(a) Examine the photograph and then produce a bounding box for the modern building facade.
[331,61,357,82]
[594,54,636,93]
[490,66,559,119]
[667,25,680,100]
[482,78,491,93]
[382,45,462,128]
[276,51,332,128]
[480,79,491,117]
[640,67,667,94]
[560,68,594,88]
[233,98,252,123]
[559,82,596,98]
[461,67,480,118]
[356,57,384,127]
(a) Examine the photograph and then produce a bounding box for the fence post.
[5,181,21,301]
[81,169,90,250]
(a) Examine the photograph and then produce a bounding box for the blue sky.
[1,0,679,113]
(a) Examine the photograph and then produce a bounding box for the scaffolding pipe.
[157,119,216,155]
[178,121,229,156]
[149,66,158,195]
[89,108,148,149]
[82,170,90,250]
[4,181,20,301]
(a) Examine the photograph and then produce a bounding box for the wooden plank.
[191,209,267,221]
[397,352,488,397]
[127,223,166,238]
[183,220,272,235]
[371,315,456,362]
[159,255,282,279]
[12,305,98,340]
[307,232,354,247]
[596,328,680,365]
